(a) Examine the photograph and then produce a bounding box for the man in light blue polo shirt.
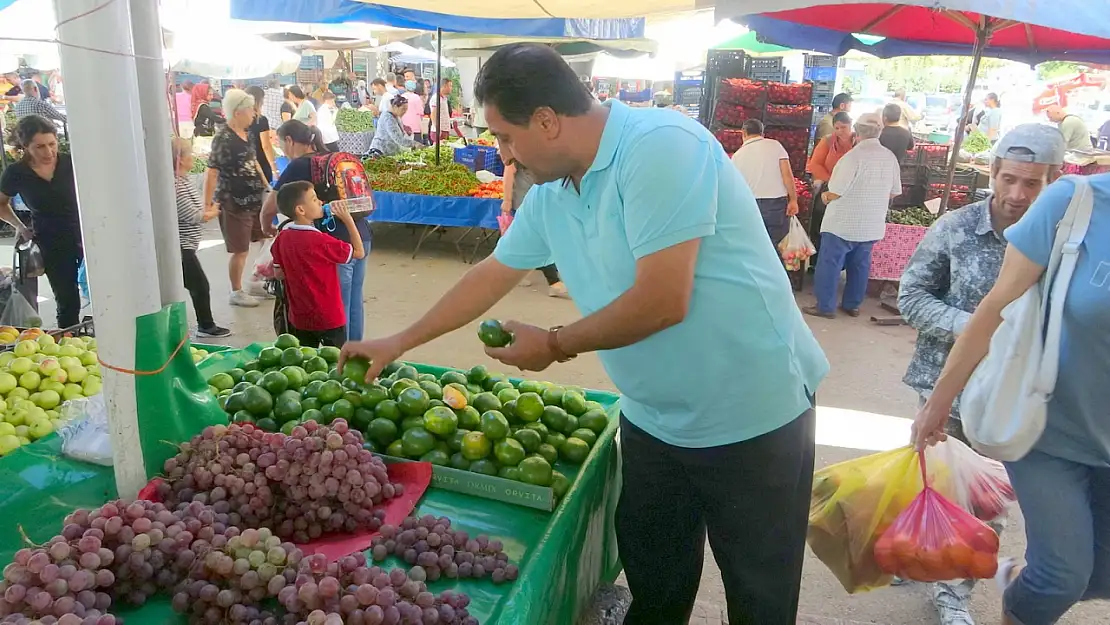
[340,44,829,625]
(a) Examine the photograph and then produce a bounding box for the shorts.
[290,325,346,348]
[219,204,264,254]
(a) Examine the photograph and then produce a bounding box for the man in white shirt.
[317,91,341,151]
[804,113,901,319]
[262,80,285,128]
[429,79,462,139]
[730,119,799,244]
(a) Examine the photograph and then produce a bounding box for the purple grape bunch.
[368,515,518,585]
[159,421,401,542]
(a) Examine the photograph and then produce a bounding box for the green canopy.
[713,31,794,56]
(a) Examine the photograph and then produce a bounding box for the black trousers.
[756,196,789,246]
[181,248,214,328]
[617,406,816,625]
[538,264,561,286]
[40,239,83,329]
[290,325,346,348]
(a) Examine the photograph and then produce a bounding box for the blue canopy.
[229,0,644,39]
[741,14,1110,65]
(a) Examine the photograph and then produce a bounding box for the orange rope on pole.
[97,333,190,376]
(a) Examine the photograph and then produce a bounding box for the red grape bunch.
[278,550,478,625]
[159,421,401,542]
[369,515,518,585]
[0,497,229,624]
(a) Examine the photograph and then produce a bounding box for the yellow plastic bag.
[807,446,924,593]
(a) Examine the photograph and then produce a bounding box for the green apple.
[79,351,98,367]
[18,371,40,391]
[16,437,29,446]
[45,409,58,419]
[8,357,32,375]
[39,358,60,375]
[4,411,25,426]
[0,434,20,455]
[39,344,60,356]
[83,377,102,396]
[13,425,28,439]
[30,354,45,364]
[60,337,83,348]
[48,368,67,384]
[83,337,96,349]
[58,356,81,370]
[13,399,34,413]
[0,422,14,436]
[0,372,17,396]
[0,398,7,413]
[6,387,29,401]
[35,390,60,410]
[13,340,38,358]
[0,353,14,367]
[64,366,87,384]
[36,334,55,348]
[57,345,82,358]
[28,392,40,405]
[63,384,84,401]
[86,365,101,378]
[27,418,53,440]
[42,381,64,394]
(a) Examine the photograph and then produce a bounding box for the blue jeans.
[336,251,368,342]
[813,233,874,314]
[1003,450,1110,625]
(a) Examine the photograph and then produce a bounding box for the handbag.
[961,175,1094,461]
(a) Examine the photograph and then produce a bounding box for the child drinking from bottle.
[172,138,230,338]
[271,180,365,347]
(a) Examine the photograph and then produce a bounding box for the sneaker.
[197,325,232,338]
[931,580,976,625]
[839,306,861,317]
[229,290,260,308]
[247,281,275,300]
[548,282,570,299]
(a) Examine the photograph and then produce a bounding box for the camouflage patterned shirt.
[899,198,1006,415]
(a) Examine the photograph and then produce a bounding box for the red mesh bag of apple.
[873,451,1001,583]
[925,437,1015,522]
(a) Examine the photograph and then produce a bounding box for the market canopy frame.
[716,0,1110,211]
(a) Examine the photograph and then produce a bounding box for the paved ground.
[22,222,1108,624]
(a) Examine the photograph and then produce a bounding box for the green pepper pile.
[2,109,14,133]
[887,205,936,227]
[363,155,480,197]
[335,108,376,133]
[190,154,208,174]
[962,130,991,154]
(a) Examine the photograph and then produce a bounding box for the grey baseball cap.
[993,123,1067,165]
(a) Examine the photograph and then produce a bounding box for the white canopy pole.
[53,0,163,498]
[130,0,185,306]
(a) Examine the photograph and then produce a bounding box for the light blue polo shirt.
[494,100,829,448]
[1004,173,1110,467]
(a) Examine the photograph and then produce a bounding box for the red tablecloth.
[870,223,929,281]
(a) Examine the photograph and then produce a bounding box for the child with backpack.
[270,181,365,347]
[263,120,374,340]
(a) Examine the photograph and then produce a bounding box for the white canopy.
[163,25,302,78]
[351,0,708,19]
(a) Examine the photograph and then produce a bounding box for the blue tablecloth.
[369,191,501,230]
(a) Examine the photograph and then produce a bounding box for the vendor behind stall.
[368,94,422,158]
[0,115,84,328]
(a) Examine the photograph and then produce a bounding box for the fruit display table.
[0,332,623,625]
[368,191,501,259]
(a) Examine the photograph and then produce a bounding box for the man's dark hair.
[440,78,452,88]
[287,85,305,100]
[371,78,386,87]
[277,181,314,219]
[741,119,764,135]
[832,111,852,126]
[474,43,594,126]
[403,68,415,77]
[882,103,901,124]
[832,92,852,110]
[986,92,1000,105]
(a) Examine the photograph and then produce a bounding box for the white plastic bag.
[925,437,1015,522]
[962,176,1093,461]
[57,395,113,466]
[251,238,278,283]
[0,285,42,328]
[778,216,816,271]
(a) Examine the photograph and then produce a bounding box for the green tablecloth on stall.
[0,304,623,625]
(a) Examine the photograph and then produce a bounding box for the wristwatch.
[547,326,577,363]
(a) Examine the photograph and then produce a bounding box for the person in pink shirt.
[399,78,424,143]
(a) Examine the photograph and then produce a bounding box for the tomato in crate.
[714,127,745,153]
[768,82,813,105]
[713,103,760,128]
[718,78,767,108]
[765,104,815,128]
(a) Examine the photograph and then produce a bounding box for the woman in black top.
[245,86,277,184]
[192,82,223,137]
[0,115,84,327]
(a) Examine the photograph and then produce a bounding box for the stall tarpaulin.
[229,0,646,38]
[368,191,501,229]
[351,0,708,19]
[164,25,302,78]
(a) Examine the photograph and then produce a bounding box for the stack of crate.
[804,54,838,142]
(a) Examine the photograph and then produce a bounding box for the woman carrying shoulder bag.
[914,172,1110,625]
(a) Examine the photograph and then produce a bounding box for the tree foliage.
[864,56,1009,93]
[1035,61,1085,80]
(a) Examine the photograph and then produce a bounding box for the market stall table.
[0,338,622,625]
[368,191,502,260]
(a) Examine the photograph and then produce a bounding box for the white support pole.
[53,0,163,499]
[129,0,185,307]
